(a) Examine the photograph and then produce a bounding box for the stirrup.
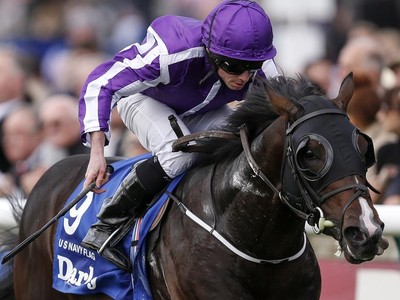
[96,227,132,272]
[98,227,122,254]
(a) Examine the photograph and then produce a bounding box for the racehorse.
[12,74,388,300]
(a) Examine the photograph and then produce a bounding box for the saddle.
[172,130,238,153]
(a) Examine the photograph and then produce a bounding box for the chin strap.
[199,69,216,85]
[199,47,218,85]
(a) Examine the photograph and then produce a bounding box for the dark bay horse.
[13,74,388,299]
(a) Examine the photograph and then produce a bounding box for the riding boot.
[81,156,170,271]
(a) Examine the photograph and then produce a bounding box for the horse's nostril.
[344,227,367,244]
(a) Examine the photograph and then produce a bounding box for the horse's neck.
[211,123,306,258]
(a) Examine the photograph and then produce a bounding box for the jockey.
[79,0,279,270]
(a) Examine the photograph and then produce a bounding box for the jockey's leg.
[81,156,170,271]
[81,94,191,271]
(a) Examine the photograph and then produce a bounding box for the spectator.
[304,58,334,95]
[38,85,146,162]
[39,0,112,94]
[0,45,28,174]
[376,28,400,70]
[347,73,382,133]
[2,105,64,195]
[103,108,145,158]
[107,4,146,54]
[65,52,110,98]
[373,86,400,204]
[346,20,378,41]
[335,35,396,165]
[38,94,89,157]
[346,73,396,182]
[336,35,384,93]
[117,130,148,158]
[374,79,400,257]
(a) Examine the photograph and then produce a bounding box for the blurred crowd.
[302,1,400,206]
[0,0,399,206]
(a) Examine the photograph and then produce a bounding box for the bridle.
[240,107,372,235]
[169,104,374,263]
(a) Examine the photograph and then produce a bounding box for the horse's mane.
[196,75,323,166]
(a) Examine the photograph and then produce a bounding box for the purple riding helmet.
[202,0,276,70]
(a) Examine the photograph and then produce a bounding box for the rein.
[166,191,307,264]
[168,107,370,262]
[239,125,332,233]
[238,125,310,221]
[168,128,311,264]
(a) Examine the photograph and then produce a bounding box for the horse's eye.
[304,149,317,160]
[297,147,319,170]
[294,136,332,181]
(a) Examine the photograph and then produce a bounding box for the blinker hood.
[282,95,373,200]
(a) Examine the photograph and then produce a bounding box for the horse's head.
[267,73,388,264]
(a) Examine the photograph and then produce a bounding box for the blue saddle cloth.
[52,153,184,299]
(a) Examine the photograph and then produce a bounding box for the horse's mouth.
[340,236,389,264]
[343,245,374,264]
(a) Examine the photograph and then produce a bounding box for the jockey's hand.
[84,155,109,193]
[84,131,109,193]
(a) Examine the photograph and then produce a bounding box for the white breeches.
[117,93,232,178]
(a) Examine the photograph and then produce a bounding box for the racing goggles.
[210,53,264,75]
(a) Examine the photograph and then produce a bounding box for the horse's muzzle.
[341,222,388,264]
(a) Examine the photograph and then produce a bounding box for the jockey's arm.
[83,131,109,193]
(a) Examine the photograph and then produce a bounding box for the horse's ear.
[332,72,354,112]
[266,88,303,123]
